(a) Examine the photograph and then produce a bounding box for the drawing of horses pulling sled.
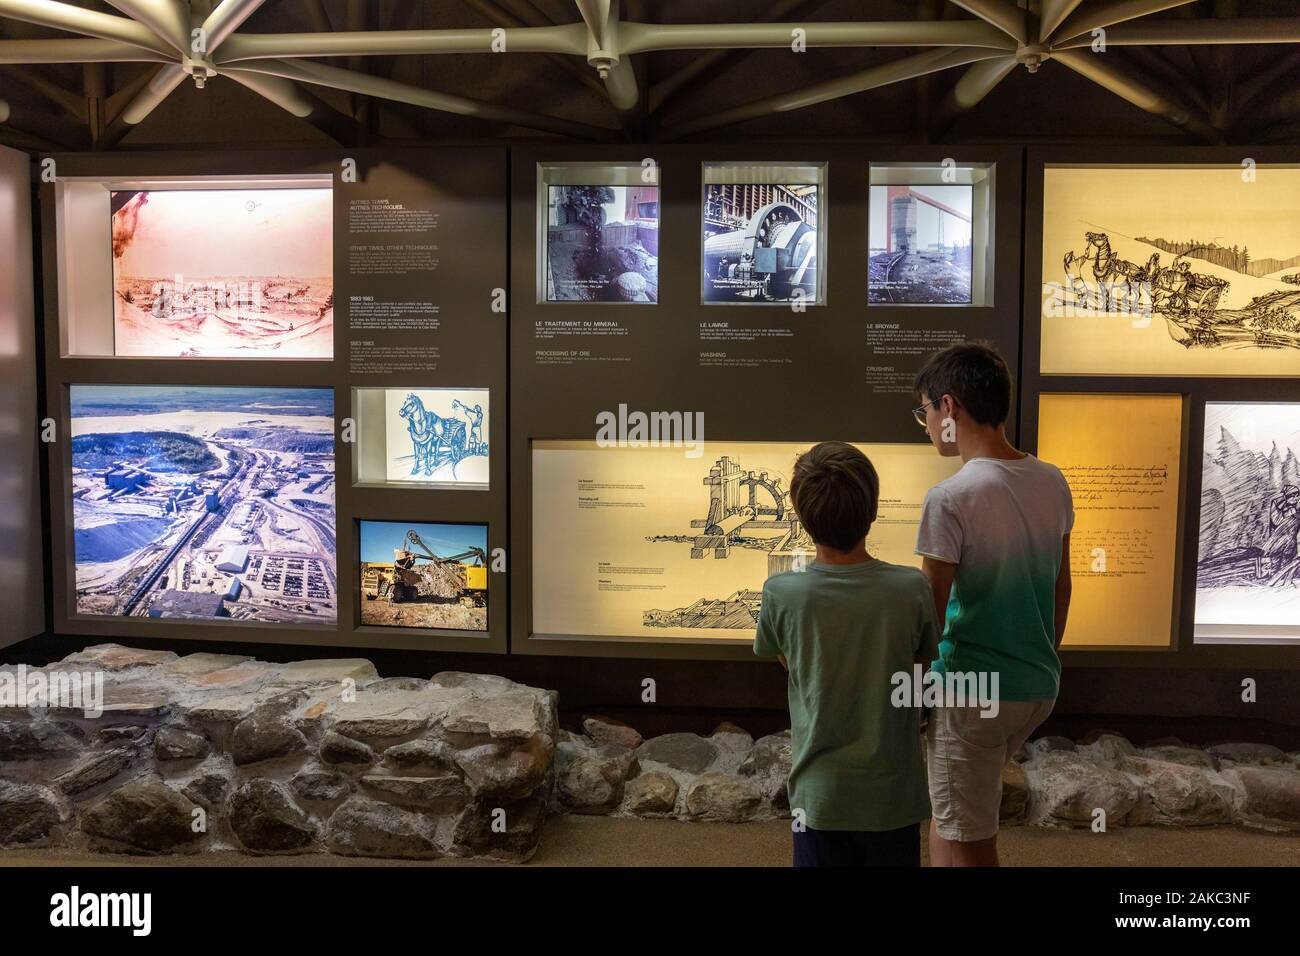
[399,392,467,477]
[1062,231,1161,314]
[1061,231,1243,347]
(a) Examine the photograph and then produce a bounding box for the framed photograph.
[868,163,993,307]
[69,384,336,624]
[358,520,489,632]
[868,183,974,304]
[702,182,819,303]
[543,184,659,302]
[110,186,334,358]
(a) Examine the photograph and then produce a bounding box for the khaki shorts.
[926,698,1055,842]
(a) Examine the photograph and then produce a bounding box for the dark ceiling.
[0,0,1297,153]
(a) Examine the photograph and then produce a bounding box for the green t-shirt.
[754,558,939,832]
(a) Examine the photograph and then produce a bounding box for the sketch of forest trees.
[1198,425,1300,589]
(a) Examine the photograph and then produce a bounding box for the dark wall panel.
[39,148,508,654]
[510,144,1023,658]
[0,144,44,649]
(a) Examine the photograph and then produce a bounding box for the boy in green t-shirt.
[755,440,940,867]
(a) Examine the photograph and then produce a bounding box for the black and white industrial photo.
[869,183,973,304]
[702,183,819,304]
[545,184,659,302]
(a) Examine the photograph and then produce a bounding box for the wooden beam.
[0,64,84,120]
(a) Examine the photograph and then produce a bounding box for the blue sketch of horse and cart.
[397,393,486,478]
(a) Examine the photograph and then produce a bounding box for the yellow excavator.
[364,530,487,606]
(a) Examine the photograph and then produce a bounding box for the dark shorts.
[792,821,921,867]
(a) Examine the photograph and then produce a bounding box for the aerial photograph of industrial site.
[111,186,334,358]
[70,385,336,625]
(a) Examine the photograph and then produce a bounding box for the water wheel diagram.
[690,456,794,558]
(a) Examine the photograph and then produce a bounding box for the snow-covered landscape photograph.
[70,385,336,624]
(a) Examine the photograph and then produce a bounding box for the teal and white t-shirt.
[915,454,1074,701]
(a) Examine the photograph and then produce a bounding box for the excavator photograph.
[359,524,488,631]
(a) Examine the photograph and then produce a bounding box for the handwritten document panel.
[1038,393,1183,648]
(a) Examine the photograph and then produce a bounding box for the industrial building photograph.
[0,0,1297,937]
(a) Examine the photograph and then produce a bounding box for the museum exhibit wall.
[39,148,508,654]
[0,144,45,650]
[1021,146,1300,670]
[510,145,1021,659]
[24,142,1299,720]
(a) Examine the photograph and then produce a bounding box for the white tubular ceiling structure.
[230,57,612,140]
[0,38,172,64]
[1052,0,1199,45]
[0,3,1298,144]
[103,0,191,55]
[118,62,186,125]
[929,55,1019,137]
[662,46,1005,140]
[1054,18,1300,49]
[214,26,589,62]
[946,0,1028,45]
[620,19,1016,53]
[220,68,316,118]
[1038,0,1087,43]
[1052,47,1218,141]
[201,0,270,53]
[0,0,174,55]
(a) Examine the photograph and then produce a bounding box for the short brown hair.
[913,341,1012,427]
[790,441,879,552]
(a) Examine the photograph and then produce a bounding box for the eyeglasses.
[911,399,940,427]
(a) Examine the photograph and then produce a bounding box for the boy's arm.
[915,574,942,664]
[1053,472,1076,650]
[754,581,784,663]
[915,486,961,639]
[920,556,956,643]
[1053,533,1072,649]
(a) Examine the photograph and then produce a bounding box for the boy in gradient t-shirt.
[912,342,1074,868]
